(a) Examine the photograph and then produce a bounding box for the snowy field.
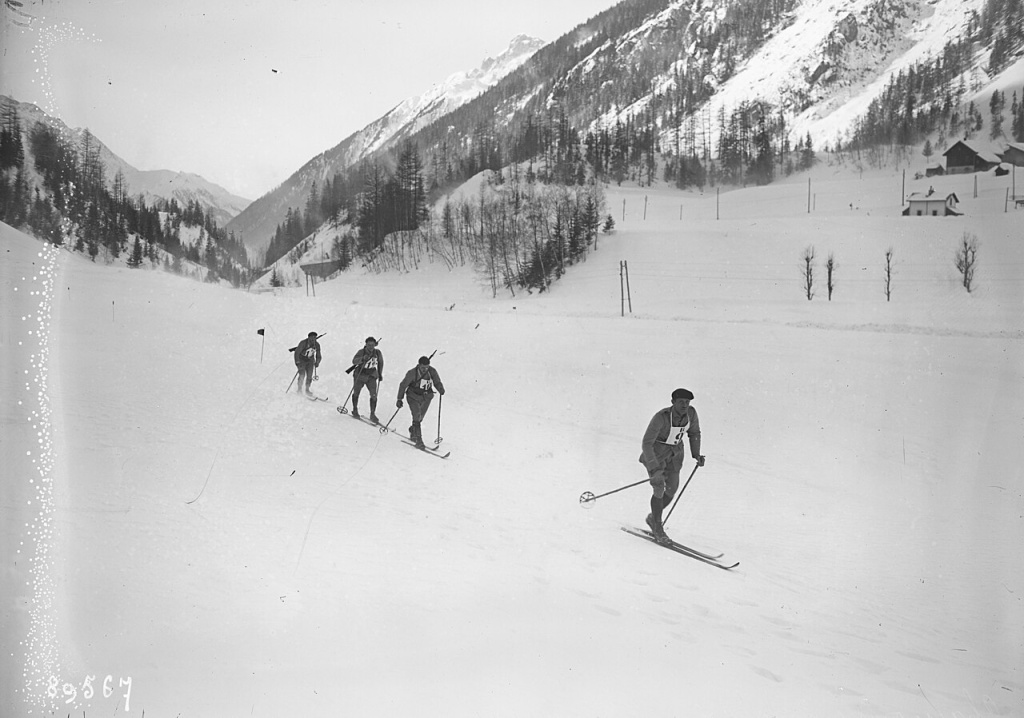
[2,165,1023,717]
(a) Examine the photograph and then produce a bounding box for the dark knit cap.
[365,336,377,344]
[418,356,430,365]
[671,388,694,401]
[308,331,317,338]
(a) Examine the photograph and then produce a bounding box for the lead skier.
[396,355,445,448]
[640,388,704,544]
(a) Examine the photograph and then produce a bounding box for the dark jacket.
[398,365,444,399]
[351,347,384,379]
[294,337,321,367]
[639,405,700,470]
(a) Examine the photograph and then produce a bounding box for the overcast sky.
[1,0,620,199]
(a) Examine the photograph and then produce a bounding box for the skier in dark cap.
[349,336,384,422]
[639,388,704,544]
[293,331,322,396]
[396,355,445,448]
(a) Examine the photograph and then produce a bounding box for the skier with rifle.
[349,336,384,422]
[640,388,704,544]
[396,355,445,448]
[293,331,322,396]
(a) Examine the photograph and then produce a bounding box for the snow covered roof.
[944,139,1002,164]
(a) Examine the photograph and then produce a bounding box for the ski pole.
[662,462,702,528]
[286,368,300,393]
[336,385,356,414]
[434,394,443,446]
[579,478,650,507]
[378,405,402,435]
[338,364,367,414]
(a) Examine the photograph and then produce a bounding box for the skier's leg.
[368,378,379,421]
[351,376,363,415]
[646,466,669,540]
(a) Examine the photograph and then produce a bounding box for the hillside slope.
[3,165,1022,716]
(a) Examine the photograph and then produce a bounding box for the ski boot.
[646,513,672,545]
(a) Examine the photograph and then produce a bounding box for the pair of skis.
[336,405,450,459]
[621,526,739,571]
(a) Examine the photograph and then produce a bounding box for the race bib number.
[661,421,688,446]
[364,356,379,370]
[303,347,316,359]
[417,377,433,392]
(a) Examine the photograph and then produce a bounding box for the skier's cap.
[365,336,377,344]
[308,331,317,338]
[418,356,430,365]
[671,388,694,401]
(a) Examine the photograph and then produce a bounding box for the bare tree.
[825,252,836,300]
[884,247,894,301]
[802,246,815,300]
[954,232,979,293]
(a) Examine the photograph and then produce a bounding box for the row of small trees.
[800,232,981,301]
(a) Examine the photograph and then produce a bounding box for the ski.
[631,528,724,560]
[336,406,380,425]
[621,527,738,570]
[401,440,450,459]
[305,394,329,402]
[396,433,441,446]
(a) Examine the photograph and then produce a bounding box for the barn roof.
[943,139,1002,164]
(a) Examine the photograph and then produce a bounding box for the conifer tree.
[127,237,144,268]
[990,89,1005,139]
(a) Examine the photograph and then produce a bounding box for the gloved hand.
[396,399,403,408]
[650,468,667,487]
[439,389,445,396]
[696,455,706,467]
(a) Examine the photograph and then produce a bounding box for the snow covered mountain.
[229,0,1022,264]
[588,0,995,151]
[1,96,251,227]
[225,35,546,259]
[105,167,251,229]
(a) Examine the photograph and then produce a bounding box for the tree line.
[0,104,251,285]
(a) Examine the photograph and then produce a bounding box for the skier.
[396,355,445,448]
[640,388,704,544]
[293,331,321,396]
[349,336,384,421]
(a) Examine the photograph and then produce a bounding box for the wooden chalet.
[942,140,1001,174]
[997,142,1024,167]
[903,191,961,217]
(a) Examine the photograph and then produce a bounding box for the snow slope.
[2,164,1022,717]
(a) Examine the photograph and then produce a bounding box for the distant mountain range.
[0,96,250,228]
[225,34,547,259]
